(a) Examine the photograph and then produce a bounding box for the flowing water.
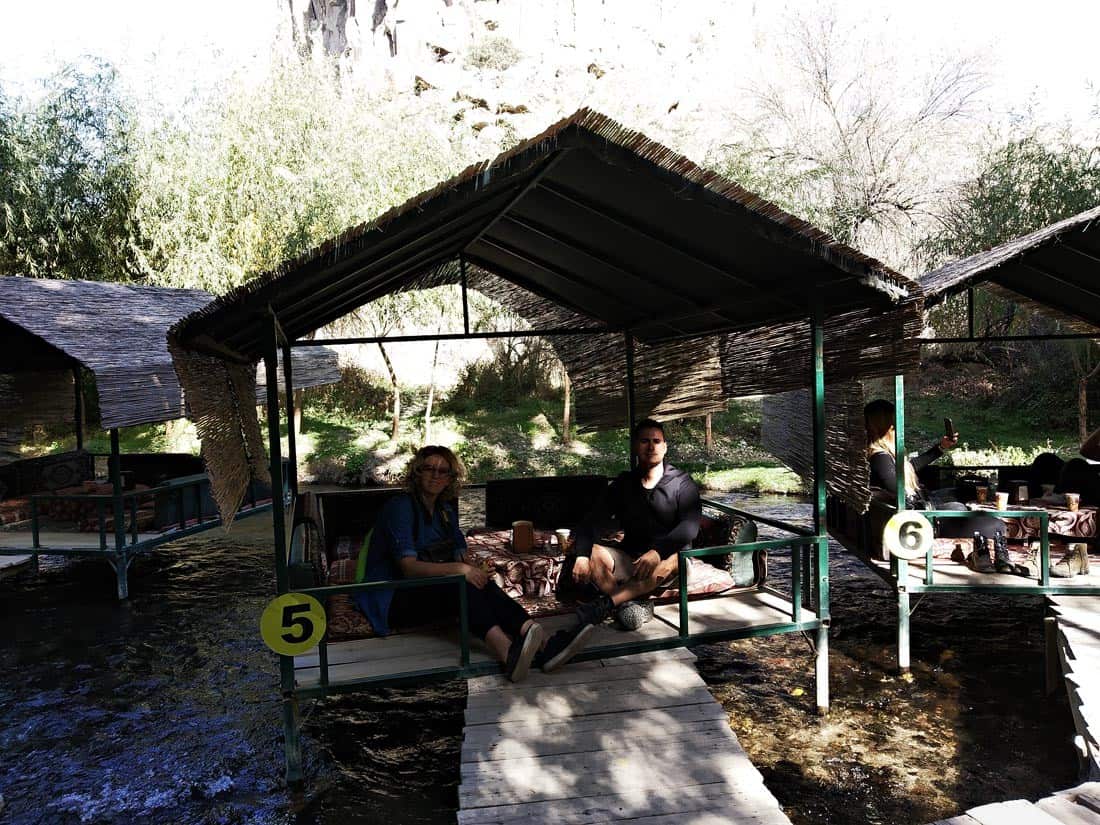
[0,492,1078,824]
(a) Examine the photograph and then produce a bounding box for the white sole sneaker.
[507,623,545,683]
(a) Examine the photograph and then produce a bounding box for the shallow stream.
[0,492,1077,824]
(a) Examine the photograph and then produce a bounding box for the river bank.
[0,492,1077,824]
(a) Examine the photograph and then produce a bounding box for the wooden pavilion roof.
[0,276,340,429]
[172,108,916,361]
[920,204,1100,329]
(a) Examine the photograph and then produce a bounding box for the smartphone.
[944,417,955,438]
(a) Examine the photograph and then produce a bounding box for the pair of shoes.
[993,532,1013,573]
[537,594,615,674]
[614,599,654,631]
[1051,543,1090,578]
[504,622,545,683]
[967,532,994,573]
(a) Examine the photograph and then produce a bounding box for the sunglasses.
[418,465,454,478]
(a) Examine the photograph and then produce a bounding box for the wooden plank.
[464,684,717,725]
[456,782,782,825]
[928,816,982,825]
[967,799,1065,824]
[458,741,766,807]
[466,661,706,706]
[460,735,754,784]
[652,588,814,635]
[462,719,735,763]
[461,702,730,745]
[295,646,496,688]
[1035,796,1100,825]
[466,648,697,694]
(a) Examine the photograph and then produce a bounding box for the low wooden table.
[966,499,1097,540]
[464,528,566,600]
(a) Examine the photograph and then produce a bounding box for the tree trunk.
[378,342,400,441]
[424,338,441,443]
[562,370,572,446]
[293,388,305,435]
[704,413,714,454]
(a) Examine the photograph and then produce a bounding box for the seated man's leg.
[590,544,687,606]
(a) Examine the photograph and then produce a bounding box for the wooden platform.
[1049,595,1100,780]
[458,649,792,825]
[0,530,161,552]
[867,555,1100,588]
[0,553,33,579]
[294,589,812,690]
[926,783,1100,823]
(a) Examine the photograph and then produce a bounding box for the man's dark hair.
[631,418,666,441]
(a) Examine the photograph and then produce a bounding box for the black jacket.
[574,464,702,560]
[868,444,942,507]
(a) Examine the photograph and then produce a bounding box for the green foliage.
[465,36,522,71]
[308,364,390,418]
[135,50,462,294]
[918,129,1100,267]
[0,58,145,281]
[447,336,559,408]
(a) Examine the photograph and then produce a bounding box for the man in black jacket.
[538,418,702,672]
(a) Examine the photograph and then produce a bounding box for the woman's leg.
[933,500,1004,539]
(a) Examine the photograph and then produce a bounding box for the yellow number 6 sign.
[260,593,326,655]
[883,511,933,561]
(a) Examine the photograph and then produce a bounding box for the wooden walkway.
[0,553,32,579]
[457,648,792,825]
[928,783,1100,823]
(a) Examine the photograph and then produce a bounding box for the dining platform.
[293,587,814,693]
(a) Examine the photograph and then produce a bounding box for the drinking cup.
[975,485,989,504]
[994,491,1009,510]
[555,528,572,553]
[1016,483,1030,504]
[1066,492,1081,512]
[511,520,535,552]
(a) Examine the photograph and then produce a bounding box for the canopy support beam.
[460,255,470,335]
[73,364,84,451]
[625,332,637,467]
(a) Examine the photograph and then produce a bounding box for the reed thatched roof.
[166,108,922,520]
[920,205,1100,328]
[172,107,914,361]
[0,276,340,430]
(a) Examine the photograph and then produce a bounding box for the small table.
[966,500,1097,541]
[464,527,566,599]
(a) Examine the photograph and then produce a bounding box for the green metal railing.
[920,509,1051,587]
[292,574,471,688]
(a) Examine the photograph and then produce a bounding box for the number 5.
[281,603,314,644]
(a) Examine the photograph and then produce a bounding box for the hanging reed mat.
[762,382,871,512]
[167,338,269,529]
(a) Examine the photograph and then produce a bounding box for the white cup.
[554,528,571,553]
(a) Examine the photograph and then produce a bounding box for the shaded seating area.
[166,108,921,783]
[0,276,340,597]
[768,205,1100,672]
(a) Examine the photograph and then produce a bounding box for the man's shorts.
[594,542,690,589]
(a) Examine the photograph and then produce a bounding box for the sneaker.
[537,623,596,673]
[1052,543,1090,578]
[614,600,655,631]
[574,593,614,628]
[966,548,995,574]
[504,622,544,683]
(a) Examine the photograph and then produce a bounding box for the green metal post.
[678,553,689,638]
[281,342,299,500]
[1040,513,1050,586]
[459,578,470,667]
[893,375,911,673]
[267,322,298,786]
[31,497,40,549]
[110,428,129,600]
[282,695,303,787]
[72,364,84,451]
[265,332,289,595]
[810,299,829,712]
[624,332,637,467]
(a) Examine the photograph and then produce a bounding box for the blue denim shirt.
[353,494,465,635]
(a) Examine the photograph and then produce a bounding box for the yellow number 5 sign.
[260,593,326,655]
[883,511,933,561]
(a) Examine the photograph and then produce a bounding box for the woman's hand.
[461,563,488,589]
[940,431,959,451]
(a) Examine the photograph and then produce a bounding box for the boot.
[1011,543,1039,578]
[967,532,994,573]
[993,531,1012,573]
[1051,543,1090,578]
